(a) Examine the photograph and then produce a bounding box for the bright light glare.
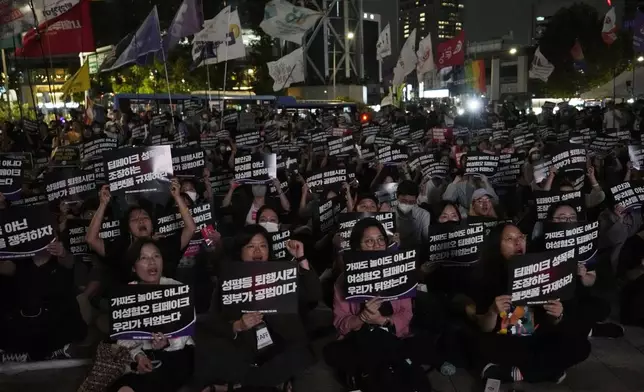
[347,32,355,39]
[553,106,560,113]
[536,16,545,21]
[628,98,635,104]
[466,99,482,112]
[457,108,465,115]
[509,48,517,55]
[638,56,644,62]
[533,107,543,115]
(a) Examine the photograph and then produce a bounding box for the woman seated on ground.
[323,218,436,392]
[111,239,194,392]
[193,225,321,392]
[470,223,590,384]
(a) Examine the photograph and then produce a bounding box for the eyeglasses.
[502,234,526,245]
[553,215,576,222]
[474,197,491,205]
[361,236,387,248]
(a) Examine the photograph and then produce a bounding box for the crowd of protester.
[1,99,644,392]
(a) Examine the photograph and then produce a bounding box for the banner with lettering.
[233,153,277,184]
[508,250,577,305]
[609,181,644,210]
[44,168,96,203]
[51,146,80,167]
[491,153,522,187]
[219,261,299,314]
[306,167,349,193]
[377,144,408,165]
[315,196,345,234]
[464,152,500,176]
[81,138,118,162]
[109,284,195,340]
[328,136,355,157]
[0,157,23,199]
[171,147,205,178]
[426,222,486,265]
[0,205,55,259]
[103,146,173,196]
[534,190,584,220]
[543,221,599,265]
[549,143,586,174]
[271,230,291,260]
[343,248,417,301]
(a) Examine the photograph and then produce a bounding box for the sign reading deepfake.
[81,138,118,161]
[543,221,599,264]
[109,285,195,340]
[220,262,299,314]
[234,153,277,184]
[343,248,417,301]
[508,250,577,305]
[337,212,396,251]
[44,168,96,203]
[0,158,23,198]
[103,146,174,196]
[0,205,55,259]
[610,181,644,210]
[271,230,291,260]
[427,223,486,265]
[65,219,122,256]
[534,190,583,220]
[171,147,205,177]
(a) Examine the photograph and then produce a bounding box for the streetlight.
[638,56,644,62]
[509,47,517,55]
[347,32,355,40]
[247,69,255,75]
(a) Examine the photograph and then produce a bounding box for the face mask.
[398,203,414,214]
[259,222,279,233]
[186,191,198,202]
[252,185,267,197]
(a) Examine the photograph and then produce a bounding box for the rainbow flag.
[571,39,586,71]
[465,60,486,94]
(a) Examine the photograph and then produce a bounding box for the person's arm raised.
[86,185,110,257]
[171,178,197,250]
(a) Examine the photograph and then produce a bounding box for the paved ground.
[3,316,644,392]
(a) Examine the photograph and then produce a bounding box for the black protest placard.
[427,223,486,265]
[343,248,417,301]
[492,129,509,142]
[431,128,447,143]
[362,125,380,138]
[22,119,40,135]
[409,154,432,173]
[238,112,257,130]
[66,218,122,256]
[199,134,219,151]
[629,145,644,170]
[316,196,344,234]
[184,99,204,117]
[359,145,377,162]
[220,261,299,314]
[81,138,118,162]
[86,160,106,184]
[306,167,348,193]
[589,135,619,154]
[3,152,33,172]
[609,181,644,210]
[271,230,291,260]
[550,143,586,173]
[410,129,426,142]
[223,111,239,130]
[534,190,584,220]
[328,135,355,157]
[234,153,277,184]
[51,146,80,167]
[235,130,263,149]
[210,169,234,194]
[423,161,449,179]
[0,158,23,199]
[172,147,205,177]
[0,204,55,259]
[157,202,214,238]
[543,221,599,264]
[337,212,396,251]
[556,129,570,143]
[375,183,398,208]
[607,129,631,141]
[44,168,97,203]
[104,146,174,196]
[393,125,410,139]
[276,151,298,171]
[532,159,551,184]
[311,131,328,144]
[508,250,577,305]
[512,133,535,150]
[374,136,394,147]
[377,144,408,165]
[131,124,147,141]
[150,114,169,136]
[491,153,522,187]
[464,152,500,176]
[109,284,195,340]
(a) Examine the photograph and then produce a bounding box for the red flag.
[16,0,94,58]
[436,30,465,70]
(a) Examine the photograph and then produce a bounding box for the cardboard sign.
[171,147,205,177]
[0,204,55,259]
[157,203,214,237]
[109,284,195,340]
[491,153,522,187]
[508,250,577,305]
[377,144,408,165]
[233,153,277,184]
[0,158,23,198]
[610,181,644,210]
[65,219,122,256]
[427,223,486,265]
[306,168,348,193]
[210,169,234,194]
[550,143,586,174]
[464,152,500,176]
[235,130,263,149]
[337,212,396,251]
[328,136,355,157]
[103,146,173,196]
[316,196,344,234]
[81,138,118,161]
[51,146,80,167]
[534,190,584,220]
[543,221,599,264]
[44,168,97,203]
[219,262,299,314]
[589,135,619,154]
[271,230,291,260]
[393,125,410,139]
[343,248,417,301]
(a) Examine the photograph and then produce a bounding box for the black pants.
[477,331,590,383]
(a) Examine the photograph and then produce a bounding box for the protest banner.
[373,136,394,147]
[235,130,264,149]
[377,144,408,165]
[81,138,118,161]
[464,152,500,176]
[408,154,433,173]
[306,167,348,193]
[534,190,584,220]
[171,147,205,177]
[508,250,577,305]
[239,112,257,130]
[550,143,586,173]
[491,153,522,187]
[327,135,355,157]
[66,218,122,256]
[337,212,396,251]
[109,284,195,340]
[86,160,106,184]
[22,119,40,135]
[393,125,410,139]
[427,222,486,265]
[276,151,298,171]
[149,114,169,136]
[589,135,619,154]
[512,133,535,150]
[103,146,173,196]
[492,129,509,142]
[210,169,235,194]
[0,158,23,199]
[233,153,277,184]
[0,205,55,259]
[423,161,449,179]
[343,248,417,301]
[157,203,214,237]
[199,135,219,150]
[610,181,644,210]
[362,125,380,138]
[410,128,426,142]
[271,230,291,260]
[543,221,599,264]
[316,196,344,234]
[44,168,97,203]
[629,145,644,170]
[219,261,299,314]
[131,124,147,141]
[184,100,204,118]
[51,146,80,167]
[607,129,631,141]
[359,145,377,162]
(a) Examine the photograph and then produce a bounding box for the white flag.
[602,7,618,45]
[393,29,417,86]
[381,92,393,107]
[260,0,322,44]
[194,6,231,43]
[268,47,306,91]
[529,46,555,82]
[192,9,245,65]
[376,24,392,60]
[416,34,435,82]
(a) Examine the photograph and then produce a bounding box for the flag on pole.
[416,33,435,82]
[376,24,391,60]
[465,59,486,93]
[436,30,465,69]
[161,0,203,57]
[602,7,618,45]
[635,10,644,51]
[529,46,555,82]
[193,5,231,44]
[260,0,322,44]
[16,0,95,57]
[100,7,162,73]
[191,9,245,66]
[267,47,305,91]
[393,29,417,86]
[381,91,393,107]
[1,0,81,40]
[61,61,90,99]
[571,39,586,71]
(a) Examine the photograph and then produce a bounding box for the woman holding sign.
[111,238,195,392]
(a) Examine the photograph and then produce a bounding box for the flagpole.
[154,6,175,132]
[206,63,212,102]
[220,9,231,130]
[28,0,56,110]
[1,49,12,119]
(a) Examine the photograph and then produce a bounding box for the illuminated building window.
[420,17,425,21]
[404,33,409,38]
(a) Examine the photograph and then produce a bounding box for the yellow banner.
[61,61,90,98]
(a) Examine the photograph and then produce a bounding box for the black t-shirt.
[104,233,185,284]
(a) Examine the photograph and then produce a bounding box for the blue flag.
[102,6,162,72]
[164,0,203,56]
[634,10,644,52]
